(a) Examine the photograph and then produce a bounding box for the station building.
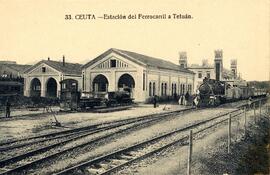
[82,48,195,102]
[23,57,82,98]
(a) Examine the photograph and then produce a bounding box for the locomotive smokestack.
[63,55,65,66]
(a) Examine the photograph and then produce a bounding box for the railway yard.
[0,98,269,175]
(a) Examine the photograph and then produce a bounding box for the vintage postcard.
[0,0,269,174]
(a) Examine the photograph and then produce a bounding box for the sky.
[0,0,269,81]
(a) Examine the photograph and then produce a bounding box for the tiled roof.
[0,64,32,73]
[188,64,214,69]
[24,60,82,75]
[83,48,195,74]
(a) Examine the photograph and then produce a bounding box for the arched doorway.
[30,78,41,97]
[118,74,135,96]
[46,78,58,98]
[92,74,108,92]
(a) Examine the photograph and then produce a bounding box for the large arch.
[118,73,135,94]
[92,74,109,92]
[30,78,41,97]
[46,77,58,98]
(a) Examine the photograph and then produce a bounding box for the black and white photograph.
[0,0,269,174]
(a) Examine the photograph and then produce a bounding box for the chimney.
[230,59,237,79]
[214,49,223,81]
[202,59,208,67]
[63,55,65,66]
[48,57,50,61]
[179,52,187,68]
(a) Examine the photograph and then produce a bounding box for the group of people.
[178,92,190,106]
[152,91,200,108]
[178,91,200,108]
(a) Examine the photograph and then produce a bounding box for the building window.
[110,59,116,68]
[153,82,156,96]
[164,83,167,96]
[62,83,66,89]
[149,82,152,96]
[42,67,46,73]
[161,83,164,96]
[171,83,177,96]
[171,83,174,96]
[198,72,202,78]
[207,72,211,78]
[183,84,185,93]
[187,84,191,93]
[143,73,145,91]
[174,84,177,95]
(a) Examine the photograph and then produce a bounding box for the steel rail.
[0,107,193,147]
[54,109,240,175]
[0,108,195,175]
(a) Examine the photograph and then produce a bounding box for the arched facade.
[117,73,135,97]
[24,60,82,98]
[46,77,58,98]
[30,78,41,97]
[92,74,109,92]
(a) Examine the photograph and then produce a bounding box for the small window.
[62,83,66,89]
[110,60,116,68]
[207,72,211,78]
[198,72,202,78]
[42,67,46,73]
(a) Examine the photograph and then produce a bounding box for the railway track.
[0,107,194,149]
[0,97,266,174]
[55,109,243,175]
[0,97,265,148]
[0,107,195,175]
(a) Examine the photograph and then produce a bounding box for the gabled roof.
[24,60,82,75]
[82,48,194,74]
[0,64,32,73]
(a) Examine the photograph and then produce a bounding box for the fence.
[186,98,269,175]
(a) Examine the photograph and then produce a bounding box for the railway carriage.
[59,79,80,111]
[59,79,134,111]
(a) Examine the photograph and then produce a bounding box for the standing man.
[153,95,157,108]
[5,98,11,118]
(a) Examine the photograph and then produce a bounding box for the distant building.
[187,62,215,92]
[0,63,31,79]
[0,62,31,95]
[179,52,215,91]
[180,49,241,92]
[23,57,82,98]
[0,61,17,65]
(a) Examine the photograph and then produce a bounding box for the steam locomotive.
[198,78,266,107]
[59,79,133,111]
